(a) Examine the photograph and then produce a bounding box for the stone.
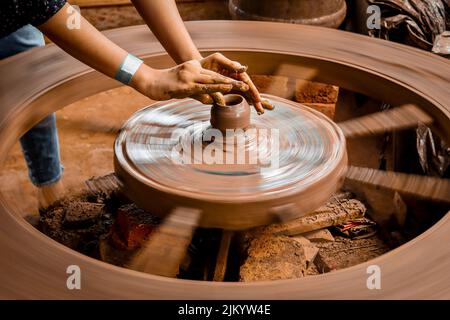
[293,236,319,267]
[295,79,339,104]
[250,75,291,99]
[305,263,320,276]
[302,229,335,242]
[240,235,307,282]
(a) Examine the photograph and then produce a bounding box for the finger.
[254,102,265,115]
[199,69,249,92]
[192,83,233,95]
[262,99,275,110]
[234,73,266,114]
[207,53,248,73]
[237,91,265,115]
[211,92,226,105]
[192,94,214,104]
[236,72,261,103]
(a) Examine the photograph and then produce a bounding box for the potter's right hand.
[130,60,249,101]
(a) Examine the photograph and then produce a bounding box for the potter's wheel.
[1,21,450,298]
[114,94,347,229]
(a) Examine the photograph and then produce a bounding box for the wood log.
[255,198,366,236]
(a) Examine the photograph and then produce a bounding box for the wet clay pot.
[210,94,251,132]
[229,0,347,29]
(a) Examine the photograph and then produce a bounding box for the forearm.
[38,3,140,82]
[36,2,251,106]
[131,0,202,63]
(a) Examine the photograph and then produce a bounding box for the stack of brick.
[250,75,339,119]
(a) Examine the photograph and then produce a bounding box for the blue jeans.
[0,25,63,186]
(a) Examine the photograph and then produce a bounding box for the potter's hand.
[131,60,249,101]
[196,53,274,114]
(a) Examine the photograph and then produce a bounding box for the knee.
[33,113,57,130]
[0,25,45,58]
[15,25,45,48]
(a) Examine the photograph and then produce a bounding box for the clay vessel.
[210,94,251,132]
[229,0,347,29]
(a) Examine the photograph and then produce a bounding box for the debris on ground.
[333,217,378,240]
[39,176,399,282]
[314,236,390,273]
[239,235,308,282]
[39,191,116,256]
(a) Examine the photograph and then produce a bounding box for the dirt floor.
[0,86,152,216]
[37,177,394,281]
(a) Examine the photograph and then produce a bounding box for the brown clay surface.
[0,87,151,216]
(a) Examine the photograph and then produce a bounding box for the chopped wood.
[258,198,366,236]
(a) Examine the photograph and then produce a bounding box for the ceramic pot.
[210,94,251,132]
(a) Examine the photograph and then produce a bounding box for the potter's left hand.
[195,53,274,114]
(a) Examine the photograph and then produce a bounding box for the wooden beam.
[213,231,233,281]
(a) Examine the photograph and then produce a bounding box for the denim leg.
[0,25,63,186]
[19,114,63,186]
[0,25,45,59]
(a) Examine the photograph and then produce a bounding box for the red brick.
[109,204,159,250]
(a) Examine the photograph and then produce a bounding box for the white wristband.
[115,54,143,85]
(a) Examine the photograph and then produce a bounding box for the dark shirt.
[0,0,66,38]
